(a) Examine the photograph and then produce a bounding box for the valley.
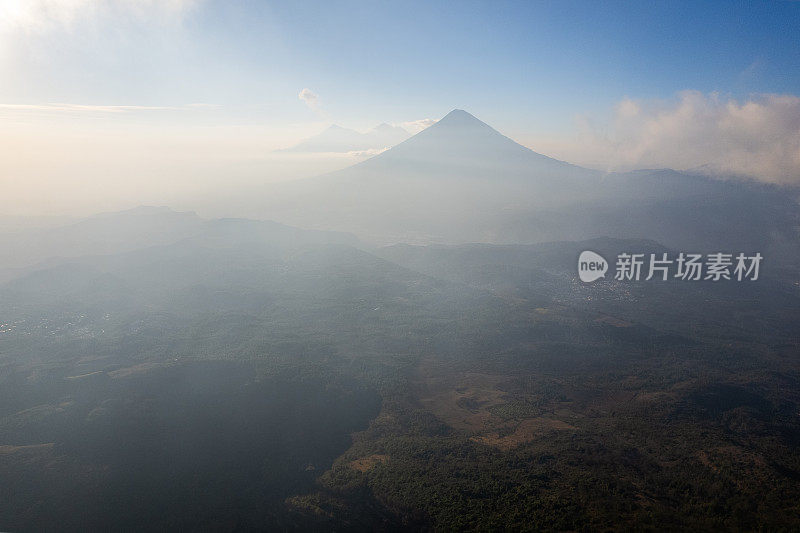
[1,208,797,530]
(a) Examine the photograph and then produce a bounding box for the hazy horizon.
[2,1,800,217]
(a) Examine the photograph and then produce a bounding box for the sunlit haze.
[2,1,799,216]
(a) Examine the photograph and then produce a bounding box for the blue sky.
[256,0,800,132]
[1,0,799,215]
[4,1,799,131]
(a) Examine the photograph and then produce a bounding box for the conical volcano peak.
[377,107,524,159]
[443,109,475,120]
[434,109,493,130]
[349,106,587,179]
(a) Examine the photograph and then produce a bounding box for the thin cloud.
[0,0,201,34]
[0,103,212,113]
[345,147,389,158]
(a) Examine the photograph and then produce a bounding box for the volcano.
[322,109,599,197]
[266,110,798,252]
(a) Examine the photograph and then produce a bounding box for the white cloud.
[298,88,320,111]
[400,118,437,134]
[531,91,800,185]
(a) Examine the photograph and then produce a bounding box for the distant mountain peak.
[434,109,492,129]
[363,108,531,163]
[316,107,593,191]
[443,109,472,119]
[281,121,410,154]
[373,124,408,134]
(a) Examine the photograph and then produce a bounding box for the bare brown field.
[414,363,509,433]
[349,454,389,472]
[471,417,576,450]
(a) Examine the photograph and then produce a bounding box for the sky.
[1,0,799,215]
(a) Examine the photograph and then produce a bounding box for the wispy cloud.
[0,103,214,113]
[400,118,437,133]
[298,88,320,111]
[531,91,800,185]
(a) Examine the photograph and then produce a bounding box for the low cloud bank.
[535,91,800,185]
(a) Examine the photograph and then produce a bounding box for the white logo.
[578,251,608,282]
[577,251,762,282]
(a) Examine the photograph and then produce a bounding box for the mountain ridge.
[281,122,410,154]
[263,109,799,254]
